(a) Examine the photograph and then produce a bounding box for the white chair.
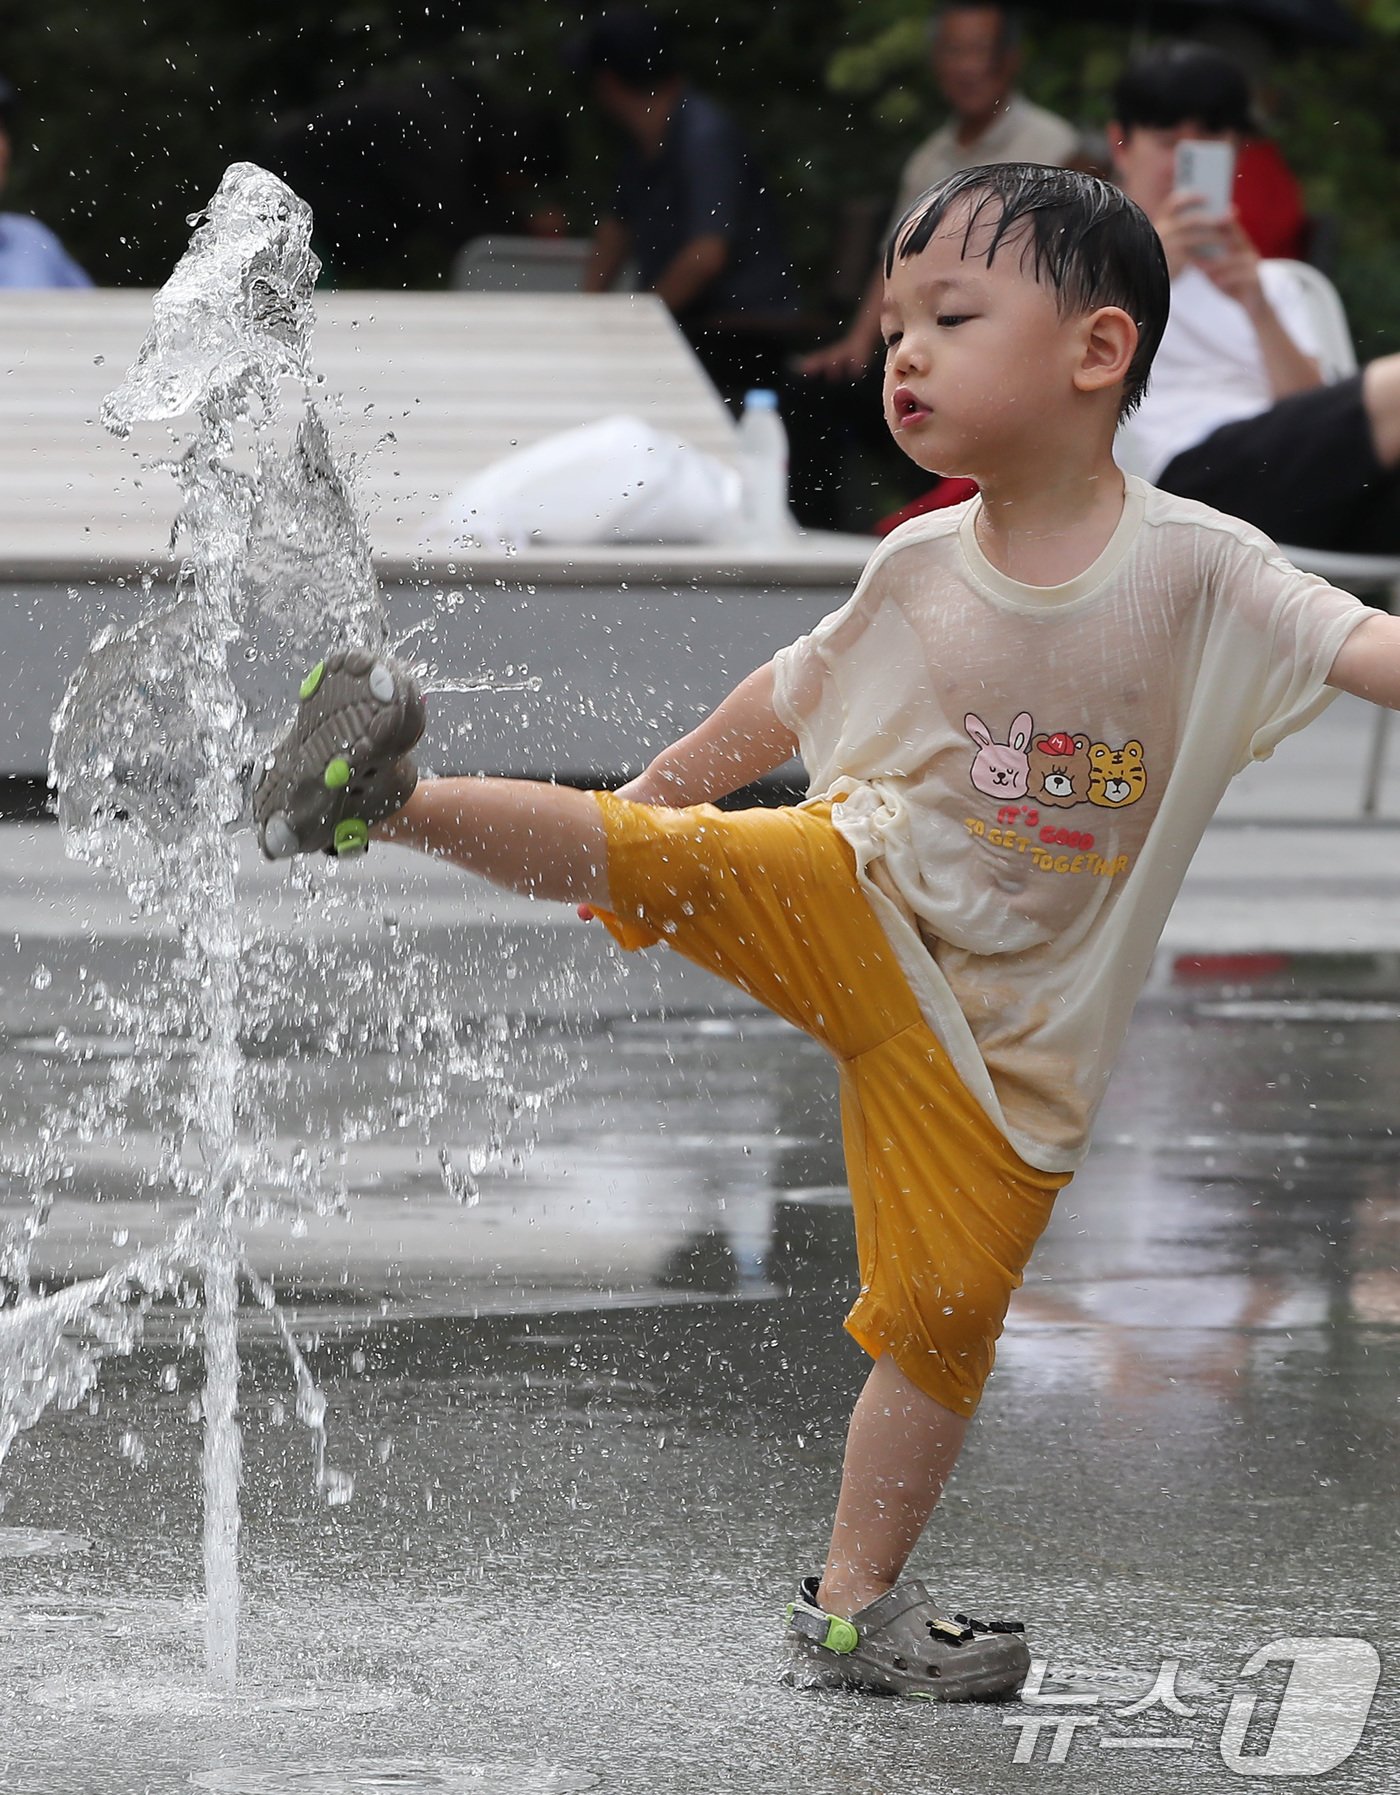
[1269,262,1400,815]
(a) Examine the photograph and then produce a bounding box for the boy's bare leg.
[383,787,965,1617]
[375,777,612,909]
[817,1354,969,1619]
[386,789,970,1620]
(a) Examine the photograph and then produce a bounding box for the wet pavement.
[1,815,1399,1793]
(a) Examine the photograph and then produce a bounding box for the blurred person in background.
[790,2,1078,530]
[1108,41,1306,263]
[874,31,1312,539]
[1175,18,1308,261]
[800,3,1078,385]
[0,74,91,288]
[1111,43,1400,555]
[575,7,799,404]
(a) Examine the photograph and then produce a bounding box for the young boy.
[252,163,1400,1702]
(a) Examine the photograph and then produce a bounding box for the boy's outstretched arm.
[1326,614,1400,709]
[616,660,799,807]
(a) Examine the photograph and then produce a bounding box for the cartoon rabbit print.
[965,711,1034,799]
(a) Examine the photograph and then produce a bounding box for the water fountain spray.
[5,161,561,1695]
[40,163,375,1688]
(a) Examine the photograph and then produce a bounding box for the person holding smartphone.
[1108,43,1400,556]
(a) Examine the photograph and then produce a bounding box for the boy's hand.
[578,903,596,921]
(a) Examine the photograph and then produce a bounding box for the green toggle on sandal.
[253,646,426,860]
[784,1575,1030,1702]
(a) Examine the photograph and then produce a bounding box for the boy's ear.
[1073,306,1138,398]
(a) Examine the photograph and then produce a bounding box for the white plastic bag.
[432,413,742,550]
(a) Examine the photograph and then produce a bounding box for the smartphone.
[1173,139,1236,219]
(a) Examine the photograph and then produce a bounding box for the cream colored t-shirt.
[771,477,1371,1174]
[892,95,1081,226]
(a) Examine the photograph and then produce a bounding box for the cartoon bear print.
[965,711,1033,799]
[1027,731,1092,808]
[1086,740,1148,807]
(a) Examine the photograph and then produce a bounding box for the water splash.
[43,164,338,1690]
[20,159,578,1692]
[0,1238,187,1466]
[239,405,386,679]
[99,164,316,433]
[421,674,543,697]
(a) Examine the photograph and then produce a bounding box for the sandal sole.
[255,647,426,857]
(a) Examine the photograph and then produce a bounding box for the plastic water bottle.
[737,388,795,541]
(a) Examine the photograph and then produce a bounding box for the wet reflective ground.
[2,907,1399,1791]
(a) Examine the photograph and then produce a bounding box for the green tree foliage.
[3,1,1396,350]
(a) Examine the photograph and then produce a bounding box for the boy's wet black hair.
[1112,43,1255,138]
[885,162,1170,417]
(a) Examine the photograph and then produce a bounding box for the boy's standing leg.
[818,1355,968,1618]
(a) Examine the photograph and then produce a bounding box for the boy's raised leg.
[817,1354,969,1619]
[375,776,613,909]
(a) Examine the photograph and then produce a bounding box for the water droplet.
[321,1467,355,1507]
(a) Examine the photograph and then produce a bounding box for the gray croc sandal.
[254,647,426,860]
[784,1575,1030,1702]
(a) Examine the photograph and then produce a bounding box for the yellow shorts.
[591,792,1069,1418]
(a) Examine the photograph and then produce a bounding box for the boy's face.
[879,207,1088,478]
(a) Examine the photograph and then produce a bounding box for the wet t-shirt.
[771,477,1371,1172]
